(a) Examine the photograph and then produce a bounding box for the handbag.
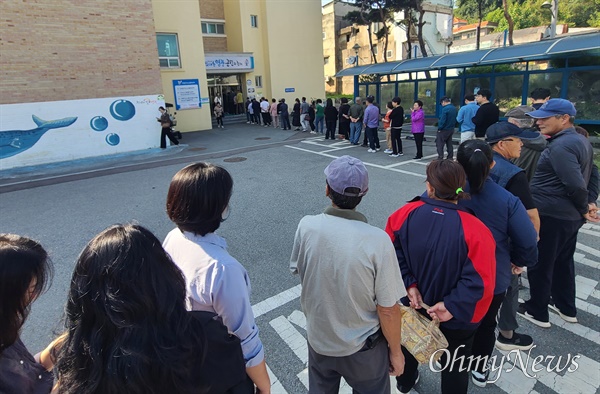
[400,302,448,364]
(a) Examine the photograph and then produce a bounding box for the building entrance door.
[207,74,243,115]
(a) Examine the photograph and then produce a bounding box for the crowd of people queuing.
[4,87,598,394]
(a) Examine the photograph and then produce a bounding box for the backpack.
[169,113,177,126]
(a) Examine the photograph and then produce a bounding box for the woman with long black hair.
[0,234,57,394]
[55,224,247,394]
[456,140,538,387]
[386,160,496,394]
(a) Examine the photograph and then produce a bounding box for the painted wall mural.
[0,95,164,170]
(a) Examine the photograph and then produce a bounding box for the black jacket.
[530,127,597,220]
[324,105,338,121]
[472,102,499,137]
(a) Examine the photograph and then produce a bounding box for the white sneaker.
[389,154,399,157]
[384,149,392,153]
[548,303,578,323]
[367,149,376,153]
[375,148,380,151]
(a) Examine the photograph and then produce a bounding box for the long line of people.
[2,98,597,394]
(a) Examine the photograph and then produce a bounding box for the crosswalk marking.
[270,316,308,364]
[577,242,600,259]
[253,284,301,318]
[266,364,287,393]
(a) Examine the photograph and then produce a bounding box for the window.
[201,22,225,35]
[255,75,262,87]
[322,31,326,40]
[372,45,378,55]
[251,15,258,28]
[156,33,181,68]
[386,50,393,58]
[346,34,350,42]
[324,57,330,65]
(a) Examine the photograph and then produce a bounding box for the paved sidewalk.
[0,122,447,193]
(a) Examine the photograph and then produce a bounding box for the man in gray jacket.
[518,99,599,328]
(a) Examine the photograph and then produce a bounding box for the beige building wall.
[152,0,212,132]
[1,0,162,105]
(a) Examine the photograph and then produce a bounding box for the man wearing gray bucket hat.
[518,99,599,328]
[290,155,406,393]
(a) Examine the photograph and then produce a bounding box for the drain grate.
[188,147,207,151]
[223,157,247,163]
[254,137,271,140]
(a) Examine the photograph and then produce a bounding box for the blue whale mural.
[0,115,78,159]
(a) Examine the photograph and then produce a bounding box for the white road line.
[384,154,438,168]
[493,361,537,393]
[591,289,600,300]
[321,145,359,153]
[582,223,600,231]
[579,228,600,238]
[576,243,600,259]
[548,313,600,344]
[574,275,598,300]
[285,145,426,178]
[297,368,309,390]
[266,364,288,393]
[575,298,600,317]
[288,310,307,330]
[253,284,301,318]
[270,316,308,364]
[502,351,600,394]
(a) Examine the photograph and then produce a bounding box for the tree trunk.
[476,1,482,50]
[416,2,431,79]
[359,2,378,64]
[405,10,413,59]
[502,0,515,46]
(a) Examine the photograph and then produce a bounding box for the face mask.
[221,206,230,222]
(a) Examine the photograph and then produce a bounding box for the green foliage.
[466,0,600,31]
[455,0,501,23]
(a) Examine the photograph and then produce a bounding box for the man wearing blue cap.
[518,99,599,328]
[485,122,540,354]
[290,155,405,393]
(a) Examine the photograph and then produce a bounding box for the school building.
[0,0,325,169]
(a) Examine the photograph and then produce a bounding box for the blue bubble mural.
[109,100,136,121]
[105,133,120,146]
[90,116,108,131]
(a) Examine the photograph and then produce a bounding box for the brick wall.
[0,0,163,105]
[199,0,225,20]
[203,37,227,52]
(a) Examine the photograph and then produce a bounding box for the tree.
[502,0,515,46]
[342,0,425,65]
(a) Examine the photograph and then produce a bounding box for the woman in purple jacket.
[410,100,425,159]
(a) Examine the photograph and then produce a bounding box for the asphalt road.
[2,128,599,393]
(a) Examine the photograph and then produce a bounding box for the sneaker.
[495,331,534,351]
[471,369,489,388]
[367,149,376,153]
[384,149,393,153]
[389,154,399,157]
[397,370,419,394]
[412,156,422,160]
[361,144,368,147]
[517,303,551,328]
[375,148,380,152]
[548,301,578,323]
[398,152,404,156]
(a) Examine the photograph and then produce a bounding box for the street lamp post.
[541,0,558,39]
[352,43,360,67]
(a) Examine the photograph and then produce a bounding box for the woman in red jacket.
[386,159,496,394]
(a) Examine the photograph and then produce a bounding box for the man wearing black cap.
[518,99,599,328]
[506,105,548,182]
[486,121,540,352]
[436,97,457,160]
[290,155,405,392]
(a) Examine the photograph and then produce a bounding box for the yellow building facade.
[153,0,326,133]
